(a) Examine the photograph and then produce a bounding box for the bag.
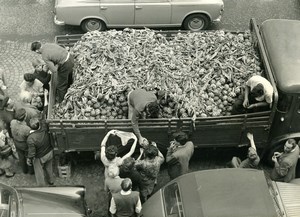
[0,144,12,158]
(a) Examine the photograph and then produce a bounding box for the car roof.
[260,19,300,94]
[178,169,277,217]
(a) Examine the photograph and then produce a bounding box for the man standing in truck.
[128,89,160,146]
[30,41,74,103]
[271,139,299,183]
[232,75,273,114]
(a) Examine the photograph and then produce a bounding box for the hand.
[26,158,32,166]
[272,155,277,162]
[243,98,249,108]
[247,104,256,109]
[247,133,253,141]
[139,137,149,148]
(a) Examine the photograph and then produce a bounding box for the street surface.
[0,0,299,216]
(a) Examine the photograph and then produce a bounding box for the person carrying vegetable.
[30,41,74,103]
[100,130,138,178]
[32,59,51,91]
[232,75,273,114]
[227,132,260,169]
[128,89,160,146]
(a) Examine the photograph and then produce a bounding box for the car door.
[134,0,171,25]
[99,0,134,26]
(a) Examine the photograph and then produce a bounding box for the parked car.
[53,0,224,32]
[141,168,300,217]
[0,183,90,217]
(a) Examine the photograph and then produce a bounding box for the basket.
[58,162,72,178]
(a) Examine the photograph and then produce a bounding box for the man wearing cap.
[166,131,194,180]
[27,117,54,186]
[31,41,74,103]
[10,108,34,174]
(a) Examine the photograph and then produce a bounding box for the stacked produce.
[52,28,263,120]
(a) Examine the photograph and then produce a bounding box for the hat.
[0,97,9,110]
[15,108,26,121]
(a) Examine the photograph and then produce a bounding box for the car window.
[163,182,185,217]
[0,187,18,217]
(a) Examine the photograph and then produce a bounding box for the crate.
[58,162,72,178]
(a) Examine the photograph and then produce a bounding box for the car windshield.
[163,182,185,217]
[0,184,18,217]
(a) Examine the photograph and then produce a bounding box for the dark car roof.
[178,169,277,217]
[261,19,300,94]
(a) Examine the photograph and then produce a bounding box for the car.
[141,168,300,217]
[53,0,224,32]
[0,183,90,217]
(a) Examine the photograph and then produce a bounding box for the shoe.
[48,182,54,186]
[5,172,15,178]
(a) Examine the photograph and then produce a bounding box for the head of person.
[24,73,36,86]
[144,144,158,160]
[121,157,135,172]
[284,139,297,153]
[247,147,258,160]
[32,59,43,72]
[15,108,26,122]
[107,165,120,178]
[121,178,132,192]
[252,84,264,98]
[31,41,42,54]
[29,118,40,130]
[172,131,188,146]
[105,145,118,161]
[146,101,160,118]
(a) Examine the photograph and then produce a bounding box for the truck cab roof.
[261,19,300,94]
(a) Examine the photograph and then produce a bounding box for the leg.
[33,158,46,185]
[56,57,74,103]
[44,157,54,184]
[16,149,28,174]
[127,91,133,119]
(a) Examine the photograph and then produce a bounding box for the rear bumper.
[54,15,65,26]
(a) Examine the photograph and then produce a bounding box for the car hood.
[179,169,278,217]
[275,181,300,217]
[16,186,87,217]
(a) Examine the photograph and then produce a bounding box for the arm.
[135,197,142,215]
[131,109,142,142]
[43,58,57,74]
[121,134,138,160]
[242,85,250,108]
[166,148,176,163]
[274,160,291,177]
[247,101,269,109]
[100,130,115,161]
[26,137,36,159]
[247,133,256,151]
[109,197,117,216]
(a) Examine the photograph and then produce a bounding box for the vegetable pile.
[52,28,263,120]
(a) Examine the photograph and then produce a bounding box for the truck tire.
[81,19,106,32]
[183,14,210,31]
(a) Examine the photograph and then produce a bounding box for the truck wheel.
[81,19,106,32]
[183,14,209,31]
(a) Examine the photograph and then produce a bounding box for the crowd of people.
[100,129,194,217]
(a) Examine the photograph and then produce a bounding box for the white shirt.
[246,75,273,104]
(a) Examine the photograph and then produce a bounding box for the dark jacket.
[112,191,140,217]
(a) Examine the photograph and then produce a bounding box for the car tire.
[81,19,106,32]
[183,14,210,31]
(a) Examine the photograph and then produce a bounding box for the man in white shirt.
[232,75,274,114]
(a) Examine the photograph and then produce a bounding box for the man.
[0,97,15,137]
[128,89,160,145]
[135,143,164,203]
[228,132,260,169]
[27,117,54,186]
[10,108,33,174]
[271,139,300,183]
[166,131,194,180]
[232,75,274,114]
[31,41,74,103]
[32,59,51,91]
[110,178,142,217]
[0,68,8,101]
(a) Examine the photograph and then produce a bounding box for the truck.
[47,18,300,163]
